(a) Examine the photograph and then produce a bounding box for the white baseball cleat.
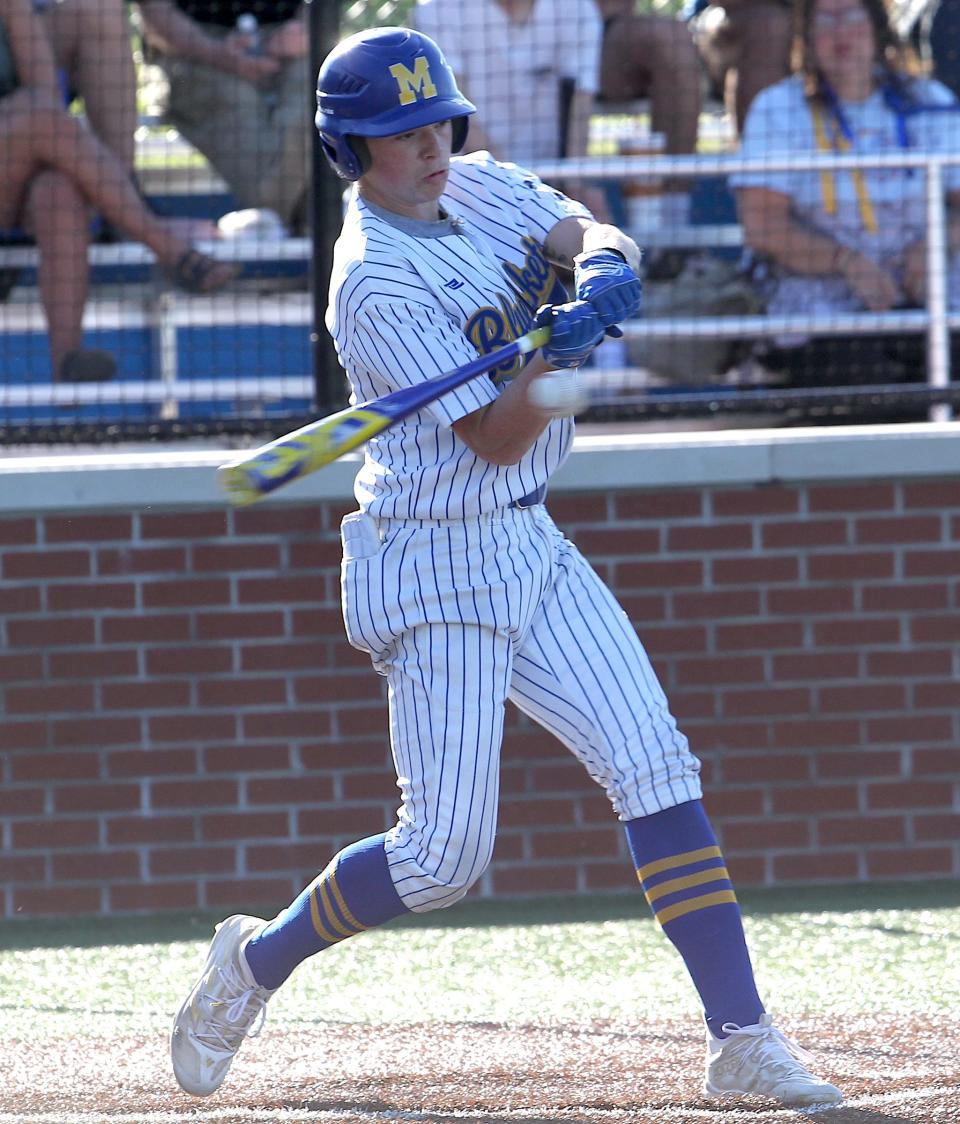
[170,914,275,1096]
[704,1013,843,1106]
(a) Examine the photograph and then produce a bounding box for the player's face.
[360,120,453,220]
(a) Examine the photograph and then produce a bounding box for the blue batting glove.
[535,301,605,369]
[574,249,643,332]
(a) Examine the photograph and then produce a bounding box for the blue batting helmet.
[315,27,476,181]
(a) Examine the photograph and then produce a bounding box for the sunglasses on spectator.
[812,7,869,30]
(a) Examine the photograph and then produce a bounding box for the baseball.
[527,371,588,416]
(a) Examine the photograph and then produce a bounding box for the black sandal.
[170,248,240,294]
[58,348,118,383]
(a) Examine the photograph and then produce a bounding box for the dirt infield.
[1,1013,956,1123]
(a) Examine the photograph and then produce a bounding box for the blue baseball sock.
[244,833,408,990]
[624,800,765,1038]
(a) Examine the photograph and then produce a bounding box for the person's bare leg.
[0,92,61,227]
[600,15,701,154]
[44,0,137,168]
[726,4,792,134]
[599,14,700,222]
[6,92,235,288]
[28,96,177,257]
[22,169,91,375]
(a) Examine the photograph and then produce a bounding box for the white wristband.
[576,224,642,275]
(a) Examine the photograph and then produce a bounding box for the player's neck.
[358,183,442,223]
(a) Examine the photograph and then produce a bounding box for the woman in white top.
[732,0,960,388]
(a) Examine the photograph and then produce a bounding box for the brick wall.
[2,475,959,919]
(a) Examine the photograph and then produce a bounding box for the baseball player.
[170,26,842,1109]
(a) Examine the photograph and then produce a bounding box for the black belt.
[511,484,547,509]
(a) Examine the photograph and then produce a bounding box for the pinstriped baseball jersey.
[332,151,701,913]
[326,152,588,520]
[172,32,791,1095]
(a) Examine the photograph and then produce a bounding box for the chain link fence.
[2,0,958,442]
[1,0,343,443]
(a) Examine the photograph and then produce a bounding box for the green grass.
[0,882,957,1039]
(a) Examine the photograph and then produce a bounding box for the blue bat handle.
[218,325,551,506]
[367,325,550,424]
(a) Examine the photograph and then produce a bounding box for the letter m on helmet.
[389,55,437,105]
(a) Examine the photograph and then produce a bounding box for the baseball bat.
[217,325,551,506]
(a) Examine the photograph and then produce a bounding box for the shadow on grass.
[0,879,958,951]
[274,1096,932,1124]
[288,1104,575,1124]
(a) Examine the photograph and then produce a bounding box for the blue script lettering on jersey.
[464,236,563,381]
[501,236,553,301]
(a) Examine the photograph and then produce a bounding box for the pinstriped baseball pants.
[340,503,703,913]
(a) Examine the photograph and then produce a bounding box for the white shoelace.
[191,960,270,1053]
[719,1021,818,1080]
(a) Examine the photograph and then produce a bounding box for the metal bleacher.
[532,140,960,422]
[13,106,956,427]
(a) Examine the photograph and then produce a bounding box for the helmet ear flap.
[318,133,368,181]
[348,136,372,176]
[452,117,469,153]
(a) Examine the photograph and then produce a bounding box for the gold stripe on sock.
[655,889,738,926]
[644,865,732,905]
[327,868,365,934]
[317,878,363,939]
[636,845,723,883]
[309,887,343,944]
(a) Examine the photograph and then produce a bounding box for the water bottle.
[237,12,278,110]
[236,12,261,55]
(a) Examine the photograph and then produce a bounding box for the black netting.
[2,0,956,443]
[0,0,341,442]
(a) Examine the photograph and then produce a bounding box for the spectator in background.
[899,0,960,97]
[926,0,960,95]
[731,0,960,387]
[687,0,793,135]
[412,0,609,219]
[32,0,223,252]
[136,0,310,234]
[594,0,701,157]
[0,0,238,382]
[39,0,138,174]
[594,0,702,229]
